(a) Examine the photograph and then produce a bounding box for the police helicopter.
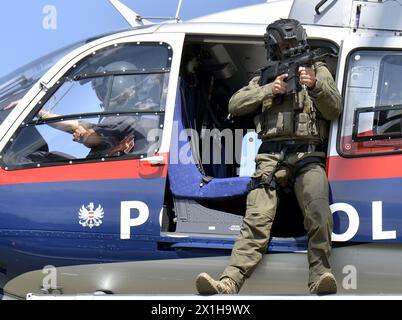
[1,0,402,298]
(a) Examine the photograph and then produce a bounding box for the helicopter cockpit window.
[2,43,171,169]
[36,72,168,117]
[340,50,402,156]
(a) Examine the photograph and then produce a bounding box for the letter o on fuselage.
[330,203,359,242]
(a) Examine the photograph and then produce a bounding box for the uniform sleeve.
[93,117,135,137]
[309,63,343,120]
[228,76,273,117]
[92,116,137,148]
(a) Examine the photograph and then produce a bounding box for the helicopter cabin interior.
[162,34,339,239]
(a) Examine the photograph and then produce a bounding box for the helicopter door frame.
[327,35,402,159]
[0,32,185,163]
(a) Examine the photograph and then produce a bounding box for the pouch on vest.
[295,112,309,136]
[264,111,293,137]
[294,90,305,111]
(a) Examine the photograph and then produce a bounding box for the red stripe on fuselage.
[328,154,402,181]
[0,154,168,185]
[4,152,396,185]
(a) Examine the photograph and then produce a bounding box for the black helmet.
[264,19,308,60]
[91,61,138,111]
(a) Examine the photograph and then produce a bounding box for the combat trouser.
[220,151,333,290]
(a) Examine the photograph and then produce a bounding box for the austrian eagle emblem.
[78,202,104,228]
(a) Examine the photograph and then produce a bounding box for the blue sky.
[0,0,264,77]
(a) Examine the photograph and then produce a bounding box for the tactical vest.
[254,84,328,144]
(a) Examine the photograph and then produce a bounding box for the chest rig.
[254,84,327,144]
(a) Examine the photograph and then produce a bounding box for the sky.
[0,0,264,77]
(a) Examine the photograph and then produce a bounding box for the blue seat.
[168,83,251,200]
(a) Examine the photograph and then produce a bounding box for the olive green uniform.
[221,62,342,289]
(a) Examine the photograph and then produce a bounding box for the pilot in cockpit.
[5,61,162,160]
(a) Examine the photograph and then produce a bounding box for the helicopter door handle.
[315,0,328,15]
[140,155,165,166]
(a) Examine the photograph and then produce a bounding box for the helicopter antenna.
[139,0,183,23]
[175,0,184,22]
[109,0,151,27]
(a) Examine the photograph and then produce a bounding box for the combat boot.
[196,273,239,294]
[309,272,337,295]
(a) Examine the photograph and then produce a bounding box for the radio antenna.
[109,0,151,27]
[175,0,183,22]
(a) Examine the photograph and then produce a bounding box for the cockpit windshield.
[0,41,84,125]
[0,29,127,126]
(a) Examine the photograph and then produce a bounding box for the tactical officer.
[195,19,342,295]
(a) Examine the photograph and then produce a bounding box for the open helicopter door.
[0,32,184,275]
[328,35,402,243]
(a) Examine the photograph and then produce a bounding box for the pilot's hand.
[72,125,99,147]
[4,100,21,110]
[73,125,87,142]
[272,74,288,95]
[299,66,316,89]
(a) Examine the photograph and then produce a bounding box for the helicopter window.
[35,72,169,118]
[35,42,172,118]
[2,113,162,167]
[71,43,170,77]
[340,50,402,155]
[1,43,172,170]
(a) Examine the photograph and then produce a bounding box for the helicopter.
[1,0,402,298]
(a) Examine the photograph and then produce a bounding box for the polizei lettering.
[119,200,397,242]
[120,201,149,239]
[330,201,397,241]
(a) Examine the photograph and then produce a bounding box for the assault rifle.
[259,48,330,94]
